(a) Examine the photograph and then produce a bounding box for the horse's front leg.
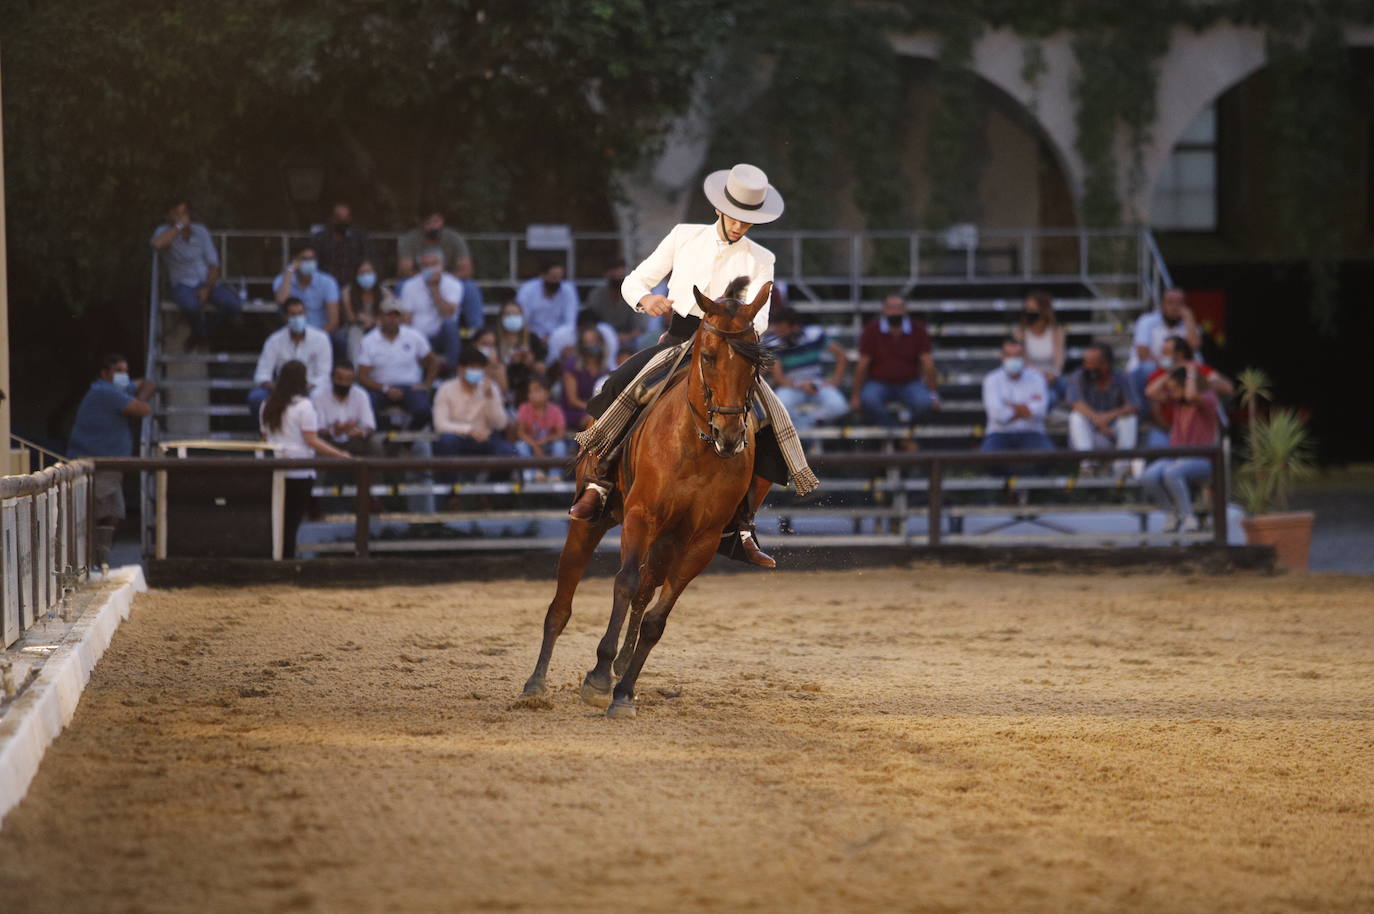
[523,515,613,697]
[581,510,651,707]
[614,540,673,677]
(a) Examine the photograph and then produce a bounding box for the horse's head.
[690,277,774,457]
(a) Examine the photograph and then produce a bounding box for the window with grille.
[1150,105,1218,232]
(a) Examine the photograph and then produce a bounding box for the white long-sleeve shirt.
[982,366,1049,434]
[621,223,775,335]
[433,377,509,437]
[398,272,463,339]
[254,326,333,390]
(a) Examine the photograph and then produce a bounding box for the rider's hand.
[639,294,673,317]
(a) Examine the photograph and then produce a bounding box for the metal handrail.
[8,434,66,471]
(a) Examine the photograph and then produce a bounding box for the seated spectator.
[273,245,342,335]
[1065,342,1138,473]
[547,309,619,367]
[259,360,349,559]
[249,298,333,416]
[357,301,438,430]
[398,248,464,373]
[1127,288,1200,408]
[1143,335,1235,447]
[150,199,243,346]
[494,301,548,401]
[582,259,643,356]
[397,206,485,332]
[310,202,372,289]
[433,348,516,482]
[340,260,395,364]
[1140,365,1220,533]
[311,361,383,459]
[561,327,609,430]
[1013,290,1066,408]
[513,376,569,482]
[850,294,940,446]
[766,307,849,429]
[471,327,510,398]
[516,261,579,342]
[67,354,155,565]
[980,338,1052,452]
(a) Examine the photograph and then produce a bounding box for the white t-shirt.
[259,395,319,479]
[545,321,619,365]
[398,273,463,339]
[1128,311,1201,370]
[358,326,432,388]
[310,385,377,443]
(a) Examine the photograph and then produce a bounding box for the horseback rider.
[568,163,818,567]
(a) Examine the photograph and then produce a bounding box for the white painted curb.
[0,566,147,826]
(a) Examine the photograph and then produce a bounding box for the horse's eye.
[702,352,716,365]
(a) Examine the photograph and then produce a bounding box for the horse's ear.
[693,285,723,318]
[739,281,773,324]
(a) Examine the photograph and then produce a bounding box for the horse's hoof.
[580,676,613,708]
[606,697,637,719]
[521,677,546,698]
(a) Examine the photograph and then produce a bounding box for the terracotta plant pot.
[1242,511,1315,572]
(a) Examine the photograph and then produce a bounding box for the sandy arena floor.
[1,566,1371,913]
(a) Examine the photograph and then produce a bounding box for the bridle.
[691,318,757,454]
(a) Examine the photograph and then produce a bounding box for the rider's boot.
[569,461,614,521]
[734,475,777,568]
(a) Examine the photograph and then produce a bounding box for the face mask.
[463,368,486,386]
[1158,356,1174,370]
[425,228,441,240]
[356,272,376,289]
[501,314,524,333]
[334,221,350,233]
[287,314,308,334]
[421,265,440,281]
[542,280,561,296]
[111,371,130,388]
[1002,356,1024,376]
[582,345,605,359]
[332,383,352,398]
[477,345,496,360]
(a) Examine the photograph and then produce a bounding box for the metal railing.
[8,435,67,473]
[1,460,96,648]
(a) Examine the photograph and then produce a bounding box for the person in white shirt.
[1127,288,1202,409]
[258,360,349,559]
[546,310,620,366]
[357,301,439,430]
[980,338,1053,452]
[515,262,580,341]
[310,361,382,458]
[568,163,816,569]
[248,297,333,415]
[398,248,465,372]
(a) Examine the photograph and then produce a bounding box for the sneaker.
[1180,515,1201,533]
[1163,513,1181,533]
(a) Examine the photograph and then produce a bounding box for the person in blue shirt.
[272,244,342,337]
[68,354,156,547]
[150,199,244,345]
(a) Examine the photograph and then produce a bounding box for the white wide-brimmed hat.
[703,163,784,224]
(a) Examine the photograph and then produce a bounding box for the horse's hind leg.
[614,541,671,677]
[522,516,613,697]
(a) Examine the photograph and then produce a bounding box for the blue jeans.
[246,385,271,419]
[1144,426,1171,449]
[980,429,1056,478]
[368,387,432,431]
[514,438,569,480]
[171,281,242,338]
[859,379,935,427]
[430,320,462,372]
[435,432,517,482]
[775,383,849,429]
[1140,457,1211,519]
[460,280,486,336]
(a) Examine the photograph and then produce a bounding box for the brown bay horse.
[522,279,774,718]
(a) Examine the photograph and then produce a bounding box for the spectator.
[980,338,1052,452]
[494,301,548,401]
[149,199,243,345]
[340,260,395,364]
[1065,342,1138,473]
[67,354,155,565]
[516,261,579,342]
[582,259,643,355]
[850,294,940,446]
[514,376,569,482]
[471,327,510,398]
[766,306,849,429]
[398,207,473,279]
[433,347,516,477]
[310,361,382,459]
[249,298,333,415]
[1013,290,1066,407]
[1127,288,1201,405]
[1144,335,1235,448]
[1140,365,1220,533]
[259,360,349,559]
[398,248,464,372]
[310,202,372,289]
[547,309,619,367]
[357,300,439,430]
[560,326,609,430]
[273,245,342,335]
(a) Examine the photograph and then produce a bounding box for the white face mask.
[111,371,131,388]
[1158,356,1174,370]
[1002,356,1024,376]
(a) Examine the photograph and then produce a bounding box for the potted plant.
[1235,368,1315,571]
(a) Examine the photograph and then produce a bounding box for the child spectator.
[561,327,609,430]
[514,377,569,482]
[1140,365,1220,533]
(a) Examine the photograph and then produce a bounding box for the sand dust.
[1,566,1372,913]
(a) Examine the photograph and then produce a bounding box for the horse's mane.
[708,275,775,368]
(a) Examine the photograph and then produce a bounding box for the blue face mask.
[298,259,317,277]
[1002,356,1025,376]
[421,265,441,281]
[287,314,308,334]
[463,368,486,386]
[111,371,131,388]
[501,314,524,333]
[356,272,377,290]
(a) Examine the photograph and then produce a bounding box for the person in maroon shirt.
[849,294,940,440]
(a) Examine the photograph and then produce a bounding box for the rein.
[691,319,758,449]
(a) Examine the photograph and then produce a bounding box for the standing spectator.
[433,348,516,478]
[547,309,620,367]
[560,327,609,430]
[149,199,243,345]
[398,248,464,372]
[273,245,342,335]
[357,301,439,430]
[1013,290,1066,407]
[310,202,372,288]
[1143,335,1235,448]
[494,301,548,401]
[850,294,940,444]
[1140,365,1220,533]
[514,377,568,482]
[516,261,579,342]
[248,298,333,416]
[766,307,849,429]
[259,360,349,559]
[582,259,642,356]
[340,260,395,364]
[310,361,382,459]
[398,207,473,279]
[67,354,156,565]
[1065,342,1138,473]
[980,338,1052,452]
[1127,288,1201,405]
